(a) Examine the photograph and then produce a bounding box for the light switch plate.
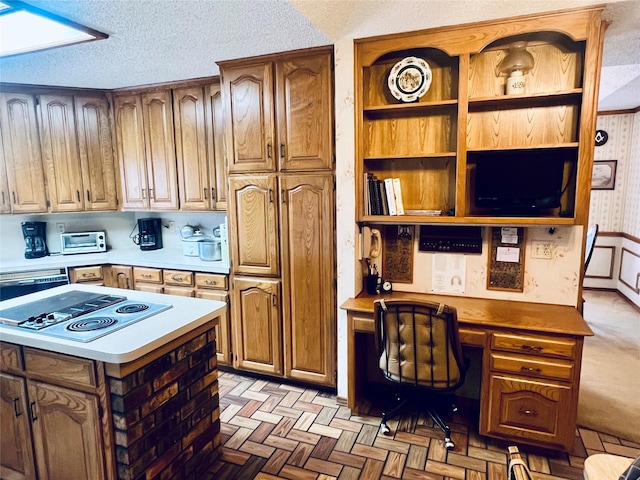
[531,240,553,259]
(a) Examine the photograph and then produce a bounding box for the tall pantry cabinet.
[219,46,336,387]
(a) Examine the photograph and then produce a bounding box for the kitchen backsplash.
[0,211,227,263]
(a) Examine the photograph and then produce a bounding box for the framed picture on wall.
[592,160,617,190]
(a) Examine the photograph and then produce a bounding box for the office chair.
[373,298,467,449]
[584,224,599,272]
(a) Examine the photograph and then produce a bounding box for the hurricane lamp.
[497,42,534,94]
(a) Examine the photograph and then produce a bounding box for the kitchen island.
[0,284,226,480]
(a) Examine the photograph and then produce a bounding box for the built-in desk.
[341,292,594,451]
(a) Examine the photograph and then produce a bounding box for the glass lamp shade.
[497,41,534,76]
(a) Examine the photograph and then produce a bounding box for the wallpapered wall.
[589,113,639,236]
[586,112,640,307]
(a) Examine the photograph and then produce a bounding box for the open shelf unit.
[355,7,605,226]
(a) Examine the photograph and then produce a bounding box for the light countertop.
[0,283,226,364]
[0,247,230,274]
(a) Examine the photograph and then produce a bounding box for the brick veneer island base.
[105,322,221,480]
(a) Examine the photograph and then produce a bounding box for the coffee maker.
[136,218,163,251]
[22,221,49,259]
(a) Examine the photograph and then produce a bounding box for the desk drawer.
[490,353,574,381]
[459,328,486,347]
[491,333,576,360]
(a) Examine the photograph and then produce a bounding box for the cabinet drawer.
[135,284,164,294]
[1,343,23,371]
[459,328,486,347]
[484,374,574,448]
[163,285,195,297]
[491,333,576,360]
[70,265,103,283]
[23,348,97,388]
[490,353,574,381]
[195,273,228,290]
[164,269,194,286]
[133,267,163,284]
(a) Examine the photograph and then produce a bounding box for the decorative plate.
[387,56,432,102]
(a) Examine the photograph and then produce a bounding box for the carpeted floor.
[578,290,640,443]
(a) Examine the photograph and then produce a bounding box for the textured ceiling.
[0,0,638,111]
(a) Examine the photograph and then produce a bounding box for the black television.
[473,148,574,214]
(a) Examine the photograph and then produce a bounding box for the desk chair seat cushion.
[375,300,465,390]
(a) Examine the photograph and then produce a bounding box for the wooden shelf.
[364,152,456,161]
[467,143,579,153]
[364,99,458,115]
[468,89,582,110]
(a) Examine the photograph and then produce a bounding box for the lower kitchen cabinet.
[0,346,113,480]
[28,380,105,480]
[195,273,231,365]
[231,277,282,375]
[0,373,35,480]
[106,265,134,289]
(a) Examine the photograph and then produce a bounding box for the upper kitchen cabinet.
[114,90,179,210]
[220,46,334,174]
[38,93,118,212]
[75,94,118,211]
[206,83,228,210]
[173,81,227,211]
[0,129,11,214]
[0,92,48,214]
[355,7,604,226]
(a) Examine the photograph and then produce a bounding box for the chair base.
[378,391,458,450]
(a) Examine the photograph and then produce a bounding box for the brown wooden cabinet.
[355,7,604,227]
[0,92,48,214]
[220,46,336,387]
[0,128,11,214]
[0,345,113,480]
[222,50,333,174]
[279,174,335,385]
[195,273,230,365]
[69,265,104,285]
[114,91,179,210]
[231,277,282,375]
[74,94,119,211]
[105,265,133,290]
[0,372,36,480]
[480,331,582,449]
[173,82,227,211]
[228,174,279,276]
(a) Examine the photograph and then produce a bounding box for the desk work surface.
[341,291,594,337]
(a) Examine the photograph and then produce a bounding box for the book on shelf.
[364,173,370,216]
[384,178,397,215]
[378,179,389,215]
[392,178,404,215]
[366,173,381,215]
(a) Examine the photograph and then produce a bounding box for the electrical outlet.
[531,240,553,259]
[168,221,175,232]
[56,223,65,234]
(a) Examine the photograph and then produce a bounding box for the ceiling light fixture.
[0,0,107,58]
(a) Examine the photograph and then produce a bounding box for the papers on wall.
[496,246,520,263]
[501,227,518,244]
[431,254,466,294]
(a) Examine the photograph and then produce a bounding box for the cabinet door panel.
[142,91,179,210]
[279,174,335,386]
[75,94,118,211]
[38,94,83,212]
[195,290,231,365]
[0,373,36,480]
[114,94,148,209]
[232,277,282,375]
[223,63,275,172]
[0,93,47,213]
[174,86,210,210]
[206,83,228,209]
[28,380,105,480]
[107,265,133,289]
[228,175,279,275]
[276,53,333,171]
[483,374,574,449]
[0,128,11,213]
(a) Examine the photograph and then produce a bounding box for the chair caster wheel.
[379,423,391,435]
[444,438,455,450]
[452,404,459,413]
